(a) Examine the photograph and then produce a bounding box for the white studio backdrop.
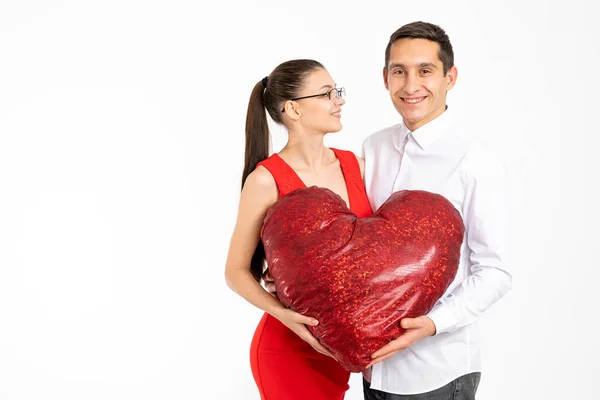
[0,1,598,399]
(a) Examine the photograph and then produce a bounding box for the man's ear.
[383,67,389,91]
[445,66,458,91]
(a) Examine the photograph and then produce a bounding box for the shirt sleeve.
[427,151,513,335]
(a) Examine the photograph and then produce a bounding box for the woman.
[224,59,372,399]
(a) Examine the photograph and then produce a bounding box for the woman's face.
[292,68,345,134]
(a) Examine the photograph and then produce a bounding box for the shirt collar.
[398,106,452,151]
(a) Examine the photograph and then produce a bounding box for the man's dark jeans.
[363,372,481,400]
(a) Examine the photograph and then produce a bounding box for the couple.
[224,21,512,400]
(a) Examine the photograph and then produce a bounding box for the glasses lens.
[330,87,345,100]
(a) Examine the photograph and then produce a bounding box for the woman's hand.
[272,308,335,360]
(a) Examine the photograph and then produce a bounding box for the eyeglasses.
[281,87,346,112]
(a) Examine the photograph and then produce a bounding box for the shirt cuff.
[427,302,456,335]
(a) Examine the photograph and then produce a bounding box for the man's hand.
[262,269,277,294]
[366,316,436,368]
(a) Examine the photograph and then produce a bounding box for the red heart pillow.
[261,187,464,372]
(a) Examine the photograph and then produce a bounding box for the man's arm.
[427,152,512,334]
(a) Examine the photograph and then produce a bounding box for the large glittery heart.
[261,187,464,372]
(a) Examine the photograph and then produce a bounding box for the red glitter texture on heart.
[261,187,464,372]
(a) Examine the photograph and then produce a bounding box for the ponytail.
[242,80,270,190]
[242,80,270,282]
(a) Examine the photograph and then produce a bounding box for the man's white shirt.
[361,109,512,395]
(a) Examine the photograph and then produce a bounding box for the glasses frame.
[281,87,345,112]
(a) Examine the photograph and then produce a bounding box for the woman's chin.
[331,121,343,132]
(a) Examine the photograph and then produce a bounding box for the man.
[361,21,512,399]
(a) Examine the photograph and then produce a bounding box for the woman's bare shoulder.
[241,165,278,206]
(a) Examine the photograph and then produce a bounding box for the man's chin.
[399,113,423,127]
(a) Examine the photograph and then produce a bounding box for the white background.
[0,1,598,399]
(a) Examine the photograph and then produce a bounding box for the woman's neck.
[279,132,330,172]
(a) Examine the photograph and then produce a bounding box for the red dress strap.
[330,148,372,218]
[256,154,306,198]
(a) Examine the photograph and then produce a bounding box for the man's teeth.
[404,97,424,104]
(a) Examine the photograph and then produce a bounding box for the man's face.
[384,38,457,131]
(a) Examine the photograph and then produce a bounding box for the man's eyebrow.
[388,63,405,69]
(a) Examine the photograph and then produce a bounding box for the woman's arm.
[224,166,334,358]
[356,156,366,180]
[224,166,283,314]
